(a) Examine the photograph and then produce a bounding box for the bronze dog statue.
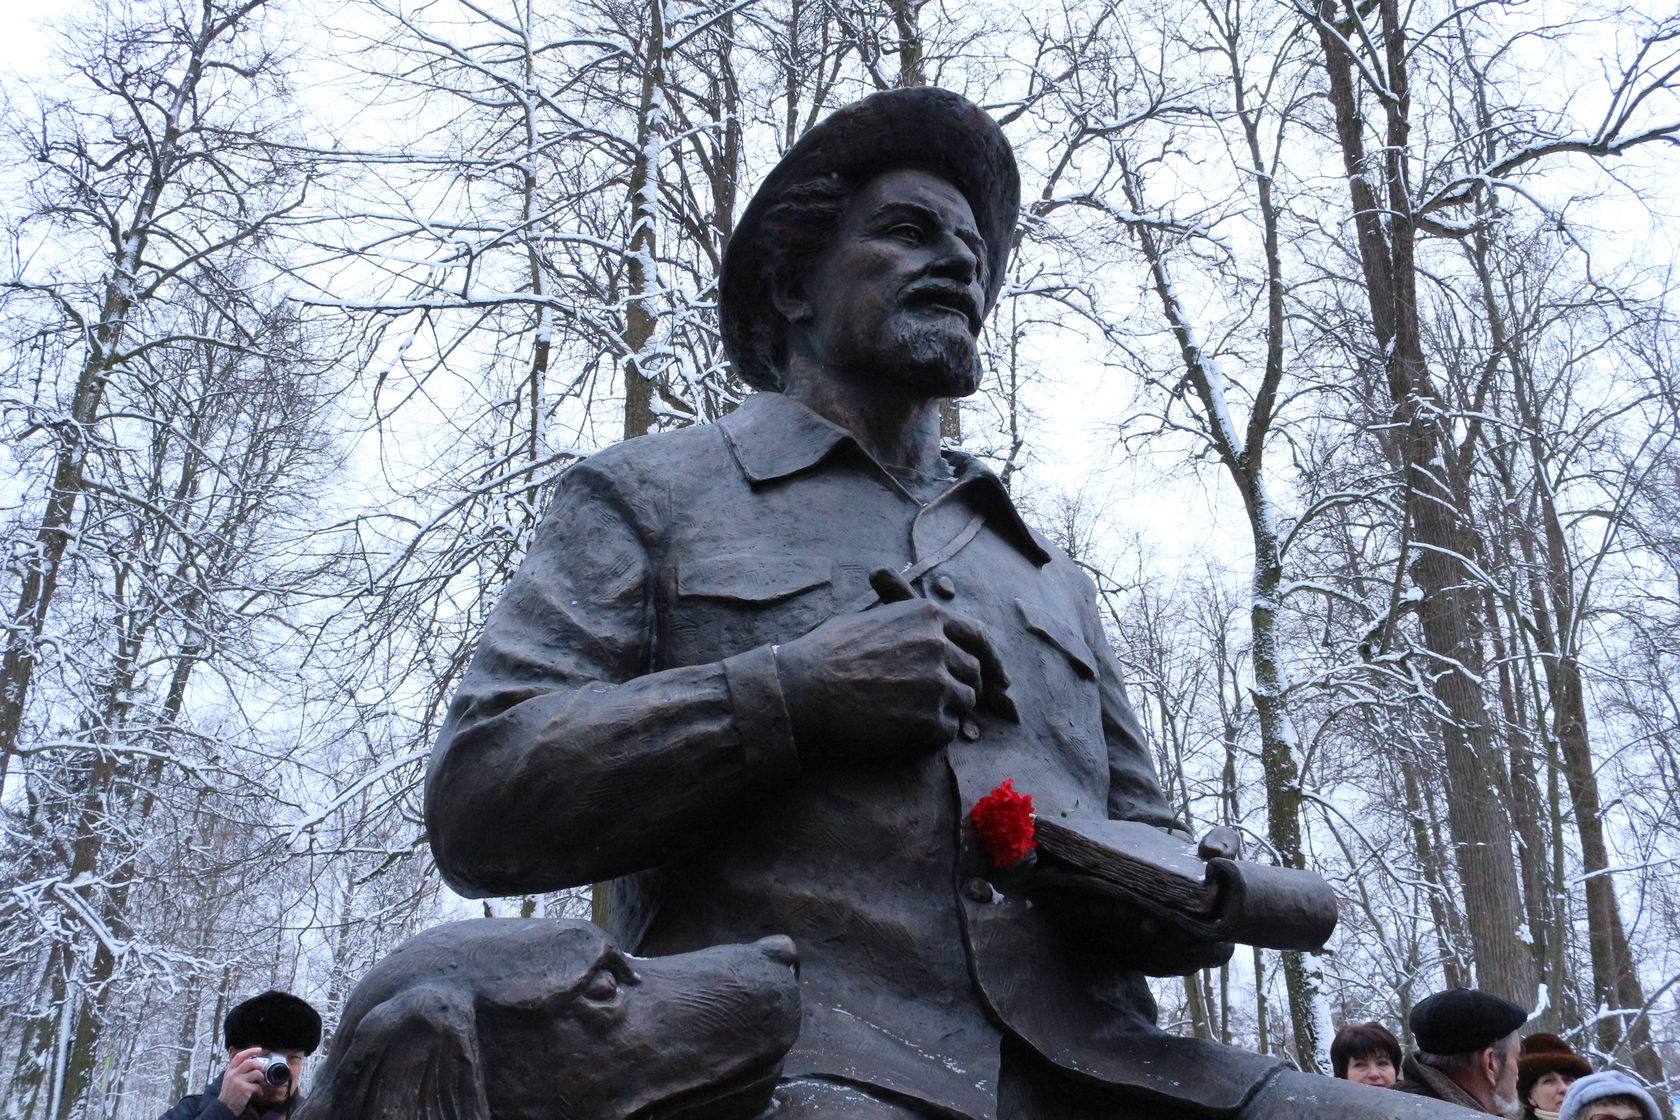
[295,918,800,1120]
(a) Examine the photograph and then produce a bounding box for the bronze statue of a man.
[426,88,1481,1120]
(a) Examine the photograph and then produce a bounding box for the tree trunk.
[1399,747,1470,990]
[1528,499,1663,1082]
[1309,0,1536,1005]
[1468,177,1663,1077]
[622,0,667,443]
[1488,585,1562,1029]
[1117,56,1330,1055]
[0,0,255,797]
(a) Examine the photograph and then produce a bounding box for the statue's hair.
[754,173,855,389]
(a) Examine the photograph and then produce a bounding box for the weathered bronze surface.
[295,919,799,1120]
[410,87,1484,1119]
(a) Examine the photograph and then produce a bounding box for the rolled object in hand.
[1033,816,1339,952]
[1202,857,1338,952]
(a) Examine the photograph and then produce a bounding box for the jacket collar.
[1401,1053,1490,1113]
[936,449,1052,567]
[719,392,1050,567]
[717,391,853,483]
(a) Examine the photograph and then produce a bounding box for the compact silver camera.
[255,1052,291,1087]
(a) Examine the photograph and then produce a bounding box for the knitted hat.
[1559,1070,1663,1120]
[1409,988,1528,1054]
[224,990,322,1055]
[1518,1033,1594,1107]
[719,87,1020,392]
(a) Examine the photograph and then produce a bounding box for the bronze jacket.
[426,392,1280,1118]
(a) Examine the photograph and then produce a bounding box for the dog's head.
[298,918,800,1120]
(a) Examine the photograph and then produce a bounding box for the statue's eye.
[887,223,926,245]
[582,967,619,1003]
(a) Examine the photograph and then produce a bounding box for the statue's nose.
[932,229,980,285]
[756,934,799,973]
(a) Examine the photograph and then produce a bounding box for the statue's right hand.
[775,599,999,763]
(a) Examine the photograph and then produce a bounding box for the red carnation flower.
[970,780,1035,867]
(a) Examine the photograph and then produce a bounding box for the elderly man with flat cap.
[426,88,1484,1119]
[1395,988,1530,1113]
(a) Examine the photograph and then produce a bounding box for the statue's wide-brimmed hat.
[720,87,1020,391]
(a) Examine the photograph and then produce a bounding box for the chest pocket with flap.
[678,554,832,602]
[1016,597,1097,680]
[664,554,835,666]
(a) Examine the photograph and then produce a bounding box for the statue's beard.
[880,318,981,398]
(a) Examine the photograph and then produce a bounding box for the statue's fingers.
[940,613,996,676]
[942,680,978,727]
[941,614,1016,721]
[946,643,982,691]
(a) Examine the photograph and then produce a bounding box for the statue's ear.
[315,985,489,1120]
[770,274,813,324]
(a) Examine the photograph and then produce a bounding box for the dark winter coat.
[157,1075,298,1120]
[1393,1054,1494,1113]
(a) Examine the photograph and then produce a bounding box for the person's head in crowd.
[1331,1021,1402,1088]
[223,990,322,1112]
[1558,1071,1664,1120]
[1518,1032,1593,1119]
[1409,987,1528,1113]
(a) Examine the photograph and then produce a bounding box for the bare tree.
[0,0,305,798]
[1299,0,1680,1010]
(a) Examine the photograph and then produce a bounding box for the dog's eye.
[582,968,619,1003]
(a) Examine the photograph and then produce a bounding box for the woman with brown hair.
[1332,1022,1404,1088]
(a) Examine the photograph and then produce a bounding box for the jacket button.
[931,575,957,599]
[964,877,996,903]
[959,717,981,741]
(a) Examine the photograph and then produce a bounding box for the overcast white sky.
[2,0,1673,579]
[0,5,54,82]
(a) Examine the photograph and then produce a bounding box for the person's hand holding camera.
[217,1048,293,1115]
[217,1048,269,1115]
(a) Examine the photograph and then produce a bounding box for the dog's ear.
[317,984,490,1120]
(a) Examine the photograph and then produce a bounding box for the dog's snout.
[756,935,799,973]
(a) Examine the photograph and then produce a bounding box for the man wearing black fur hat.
[159,990,321,1120]
[427,87,1483,1119]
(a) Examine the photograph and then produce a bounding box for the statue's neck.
[784,374,945,476]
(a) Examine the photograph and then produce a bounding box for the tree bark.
[1309,0,1536,1005]
[621,0,667,443]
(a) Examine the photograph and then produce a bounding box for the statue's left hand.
[1197,826,1242,862]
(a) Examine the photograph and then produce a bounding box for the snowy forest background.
[2,0,1679,1115]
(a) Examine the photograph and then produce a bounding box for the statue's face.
[792,167,987,398]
